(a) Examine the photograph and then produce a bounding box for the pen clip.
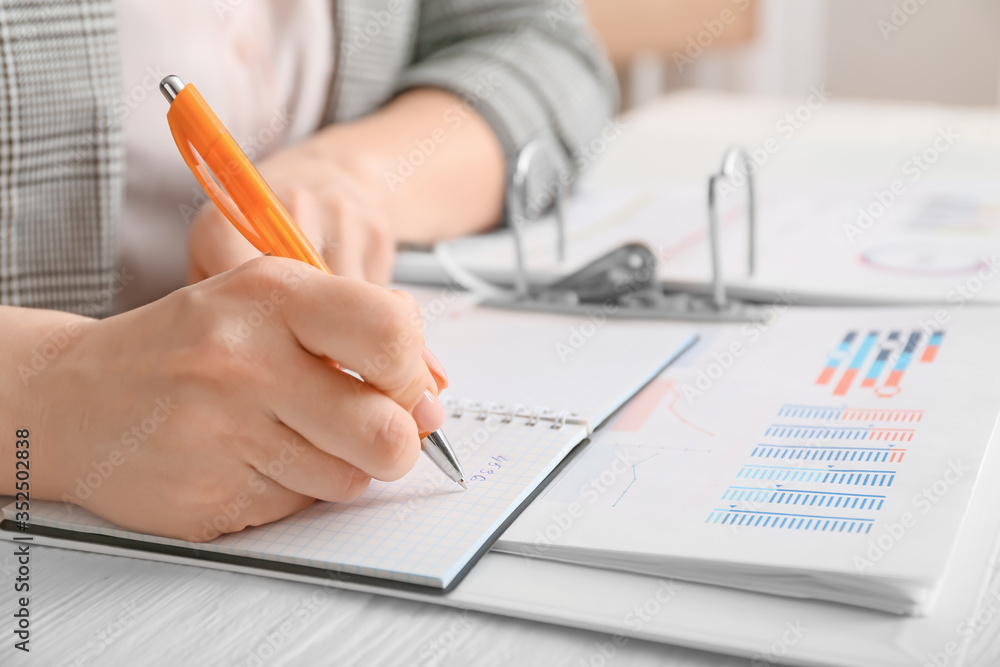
[166,120,270,255]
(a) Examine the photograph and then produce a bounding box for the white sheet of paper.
[496,306,1000,614]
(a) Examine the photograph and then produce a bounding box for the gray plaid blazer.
[0,0,616,316]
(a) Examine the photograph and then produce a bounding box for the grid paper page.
[9,416,588,588]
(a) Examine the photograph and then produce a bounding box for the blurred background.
[587,0,1000,109]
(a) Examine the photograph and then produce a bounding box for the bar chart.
[709,400,917,535]
[815,329,944,398]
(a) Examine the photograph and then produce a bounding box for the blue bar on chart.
[878,332,922,398]
[816,329,943,398]
[816,331,857,385]
[834,331,879,396]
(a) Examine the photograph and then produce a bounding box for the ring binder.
[472,143,767,322]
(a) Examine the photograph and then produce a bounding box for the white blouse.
[112,0,334,312]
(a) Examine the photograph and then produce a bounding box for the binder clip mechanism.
[483,145,767,322]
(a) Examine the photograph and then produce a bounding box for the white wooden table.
[2,544,747,666]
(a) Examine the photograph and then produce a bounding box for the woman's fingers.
[264,350,423,481]
[280,187,367,281]
[267,261,437,411]
[242,420,375,501]
[362,214,396,286]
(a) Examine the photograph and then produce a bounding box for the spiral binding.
[440,397,575,430]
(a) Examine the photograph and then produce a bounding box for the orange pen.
[159,75,466,489]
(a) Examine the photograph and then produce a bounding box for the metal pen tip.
[421,430,467,489]
[459,480,468,491]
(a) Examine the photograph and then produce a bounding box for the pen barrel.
[166,84,330,273]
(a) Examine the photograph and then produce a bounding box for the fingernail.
[421,346,449,390]
[413,389,446,434]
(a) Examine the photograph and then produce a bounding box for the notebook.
[495,306,1000,614]
[1,289,697,591]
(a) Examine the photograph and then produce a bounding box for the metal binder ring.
[707,146,758,309]
[508,137,569,298]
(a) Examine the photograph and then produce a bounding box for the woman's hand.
[21,258,445,541]
[188,143,397,286]
[187,89,506,286]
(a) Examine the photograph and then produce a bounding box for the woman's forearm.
[307,88,507,244]
[0,306,92,499]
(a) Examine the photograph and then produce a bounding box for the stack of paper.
[496,306,1000,615]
